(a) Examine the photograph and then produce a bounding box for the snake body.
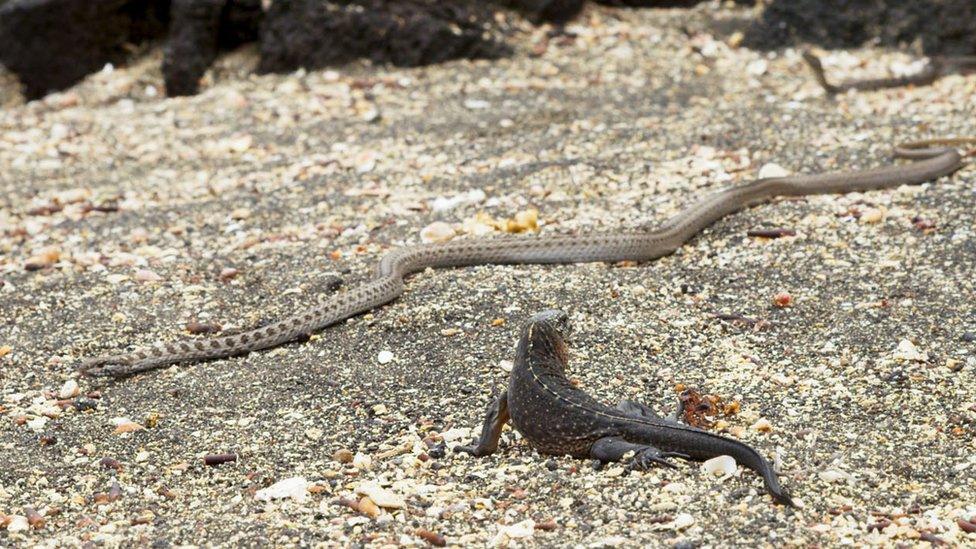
[803,50,976,93]
[81,139,975,377]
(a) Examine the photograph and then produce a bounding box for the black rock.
[744,0,976,56]
[258,0,508,74]
[0,0,169,99]
[163,0,262,96]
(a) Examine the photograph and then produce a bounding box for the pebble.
[751,418,772,432]
[772,291,793,307]
[254,477,309,503]
[818,469,853,483]
[110,417,145,434]
[420,222,456,244]
[352,453,373,470]
[24,247,61,270]
[356,482,406,509]
[860,208,885,224]
[758,163,790,178]
[672,513,695,530]
[134,268,163,282]
[377,350,394,364]
[702,455,737,477]
[6,515,28,532]
[333,449,354,463]
[498,360,514,373]
[893,339,927,362]
[493,519,535,546]
[218,267,240,281]
[430,189,486,212]
[26,417,47,432]
[58,379,80,399]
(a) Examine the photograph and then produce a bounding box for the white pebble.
[6,515,28,532]
[702,455,737,477]
[356,482,406,509]
[352,452,373,470]
[254,477,309,503]
[893,339,927,362]
[498,360,514,373]
[27,416,48,432]
[672,513,695,530]
[58,379,80,399]
[419,222,455,244]
[134,269,163,282]
[377,350,394,364]
[758,163,791,179]
[463,99,490,110]
[818,469,853,484]
[493,519,535,545]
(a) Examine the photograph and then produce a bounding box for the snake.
[79,138,976,378]
[803,50,976,93]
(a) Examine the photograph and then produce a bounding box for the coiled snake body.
[81,139,975,377]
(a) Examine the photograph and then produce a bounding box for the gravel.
[1,3,975,546]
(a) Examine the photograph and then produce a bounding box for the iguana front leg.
[455,390,510,457]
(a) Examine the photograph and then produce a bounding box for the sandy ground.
[1,4,975,547]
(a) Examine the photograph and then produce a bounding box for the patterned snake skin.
[80,139,976,377]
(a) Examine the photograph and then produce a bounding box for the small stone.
[893,339,927,362]
[758,163,790,179]
[772,291,793,307]
[333,449,354,463]
[818,469,853,483]
[6,515,28,532]
[860,208,884,224]
[505,209,538,233]
[24,247,61,270]
[134,268,163,282]
[305,427,323,441]
[356,482,406,509]
[672,513,695,530]
[218,267,239,281]
[463,99,489,110]
[377,350,394,364]
[110,417,145,434]
[420,222,456,244]
[702,455,737,477]
[254,477,309,503]
[230,208,251,220]
[751,418,772,432]
[26,417,47,432]
[357,496,382,518]
[371,404,388,416]
[746,59,768,76]
[58,379,80,399]
[352,453,373,470]
[0,346,10,358]
[494,519,535,545]
[498,360,514,373]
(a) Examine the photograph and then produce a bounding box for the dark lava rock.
[163,0,261,96]
[744,0,976,56]
[509,0,586,24]
[257,0,508,74]
[0,0,169,99]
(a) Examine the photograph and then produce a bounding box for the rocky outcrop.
[162,0,261,96]
[257,0,507,74]
[0,0,169,99]
[745,0,976,55]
